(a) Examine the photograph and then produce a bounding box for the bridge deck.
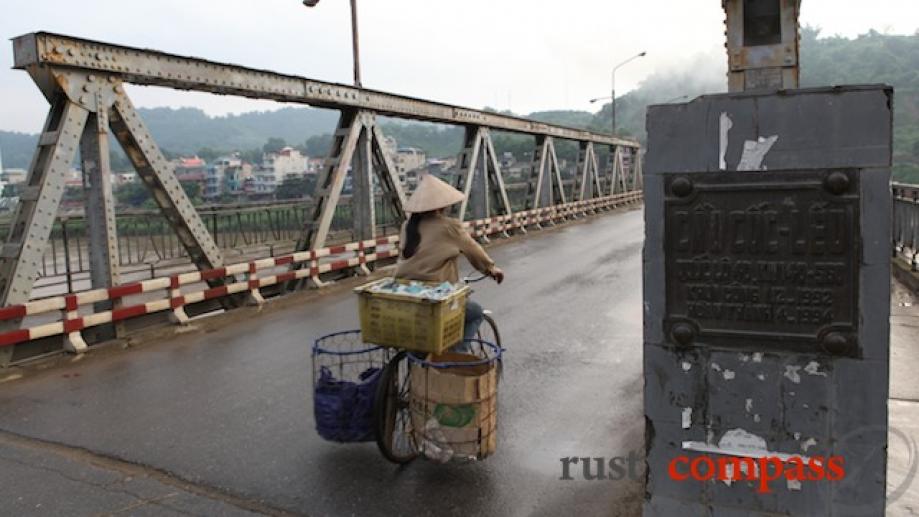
[0,208,916,516]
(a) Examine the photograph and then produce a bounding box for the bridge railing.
[1,31,642,364]
[20,179,593,297]
[0,192,641,353]
[894,182,919,270]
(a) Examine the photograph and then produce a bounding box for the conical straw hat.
[403,174,465,213]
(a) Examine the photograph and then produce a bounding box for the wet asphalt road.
[0,208,646,517]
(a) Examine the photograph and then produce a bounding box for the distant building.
[396,147,426,176]
[65,168,83,189]
[255,147,308,195]
[1,168,27,185]
[113,172,137,186]
[425,157,455,176]
[175,156,207,193]
[206,154,252,199]
[306,158,324,175]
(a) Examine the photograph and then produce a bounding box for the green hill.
[1,27,917,182]
[606,27,919,182]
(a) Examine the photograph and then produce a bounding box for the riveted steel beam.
[109,94,224,271]
[453,127,513,224]
[0,98,88,365]
[294,110,405,258]
[575,142,602,202]
[12,32,639,148]
[80,111,122,340]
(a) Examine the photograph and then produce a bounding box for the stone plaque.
[664,169,860,355]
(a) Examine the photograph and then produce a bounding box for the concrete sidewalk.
[887,280,919,516]
[0,431,274,516]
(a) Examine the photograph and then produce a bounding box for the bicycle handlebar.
[462,273,491,284]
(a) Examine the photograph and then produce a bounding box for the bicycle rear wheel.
[373,351,419,464]
[476,313,502,349]
[476,313,503,378]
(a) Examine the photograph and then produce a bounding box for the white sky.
[0,0,917,133]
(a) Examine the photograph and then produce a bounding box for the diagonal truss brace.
[575,141,602,203]
[0,67,227,364]
[294,110,406,282]
[607,145,622,195]
[109,93,224,271]
[453,127,514,229]
[525,136,566,211]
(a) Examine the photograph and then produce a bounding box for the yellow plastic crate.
[354,278,470,354]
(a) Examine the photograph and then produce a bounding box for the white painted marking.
[723,369,736,380]
[682,408,692,429]
[737,135,779,171]
[804,361,827,377]
[719,112,733,170]
[802,438,817,452]
[683,428,811,462]
[784,365,802,383]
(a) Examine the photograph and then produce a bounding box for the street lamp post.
[590,51,647,135]
[611,51,646,135]
[303,0,362,88]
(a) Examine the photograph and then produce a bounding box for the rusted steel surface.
[12,32,639,148]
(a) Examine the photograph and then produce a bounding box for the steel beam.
[12,32,639,149]
[576,142,602,202]
[80,111,122,339]
[109,94,224,271]
[0,99,88,306]
[454,127,512,224]
[0,98,88,364]
[295,110,405,259]
[351,114,375,243]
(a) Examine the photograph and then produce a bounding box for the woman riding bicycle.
[394,174,504,350]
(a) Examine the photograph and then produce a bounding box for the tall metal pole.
[611,70,617,135]
[303,0,361,88]
[610,51,647,135]
[350,0,361,88]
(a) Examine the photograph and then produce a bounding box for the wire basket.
[312,330,394,443]
[407,340,502,463]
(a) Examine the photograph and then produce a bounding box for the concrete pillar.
[642,85,893,515]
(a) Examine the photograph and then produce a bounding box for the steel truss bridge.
[0,32,643,364]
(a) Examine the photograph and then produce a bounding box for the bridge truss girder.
[294,109,406,262]
[525,136,566,211]
[4,31,643,364]
[453,127,514,227]
[0,67,225,364]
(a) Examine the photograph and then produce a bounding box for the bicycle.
[373,273,502,464]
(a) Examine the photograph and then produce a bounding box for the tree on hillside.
[276,175,316,200]
[263,137,287,154]
[304,134,332,157]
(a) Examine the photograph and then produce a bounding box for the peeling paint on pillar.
[642,85,892,516]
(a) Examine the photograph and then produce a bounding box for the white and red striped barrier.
[0,191,642,350]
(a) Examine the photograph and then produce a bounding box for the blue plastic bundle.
[313,365,381,442]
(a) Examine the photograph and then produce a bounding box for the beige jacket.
[394,214,496,283]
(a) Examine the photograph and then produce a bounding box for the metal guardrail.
[0,192,642,351]
[894,182,919,270]
[12,179,587,295]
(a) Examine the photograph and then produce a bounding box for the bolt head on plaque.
[671,323,695,346]
[671,177,693,198]
[824,171,850,195]
[821,332,850,355]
